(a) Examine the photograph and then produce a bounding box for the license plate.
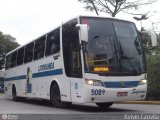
[117,92,128,97]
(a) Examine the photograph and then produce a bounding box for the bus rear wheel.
[96,102,113,109]
[50,84,71,108]
[12,85,18,101]
[12,85,25,101]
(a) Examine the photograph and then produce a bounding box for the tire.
[50,84,71,108]
[96,102,113,109]
[12,85,18,101]
[12,85,25,101]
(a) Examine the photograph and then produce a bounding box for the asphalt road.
[0,94,160,120]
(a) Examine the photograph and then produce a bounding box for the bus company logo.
[132,89,146,95]
[2,113,8,120]
[38,62,54,72]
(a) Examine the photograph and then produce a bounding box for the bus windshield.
[80,17,146,76]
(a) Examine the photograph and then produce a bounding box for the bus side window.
[5,55,11,70]
[34,36,45,60]
[45,28,60,56]
[17,47,25,66]
[24,42,34,63]
[10,51,17,68]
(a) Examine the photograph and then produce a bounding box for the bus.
[4,15,157,108]
[0,70,4,93]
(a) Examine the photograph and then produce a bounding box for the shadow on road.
[69,104,136,113]
[8,98,138,113]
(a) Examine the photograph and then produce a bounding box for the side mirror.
[140,30,157,48]
[150,31,157,47]
[76,24,89,43]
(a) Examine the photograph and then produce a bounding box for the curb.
[0,93,4,95]
[116,101,160,105]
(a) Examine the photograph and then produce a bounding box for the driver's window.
[62,19,82,78]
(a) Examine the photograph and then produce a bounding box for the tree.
[146,34,160,100]
[0,31,20,69]
[78,0,157,17]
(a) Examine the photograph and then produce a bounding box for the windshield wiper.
[134,36,142,55]
[118,41,139,75]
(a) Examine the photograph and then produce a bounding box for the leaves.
[0,31,20,69]
[146,34,160,100]
[78,0,157,17]
[0,31,19,54]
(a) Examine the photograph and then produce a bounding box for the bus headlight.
[139,79,147,85]
[85,79,104,86]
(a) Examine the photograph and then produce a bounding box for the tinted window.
[10,51,17,68]
[80,17,145,76]
[24,42,34,63]
[62,19,82,78]
[113,21,145,73]
[81,18,119,73]
[5,55,11,70]
[17,47,25,66]
[45,28,60,56]
[34,36,45,60]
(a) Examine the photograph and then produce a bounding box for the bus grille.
[103,81,139,88]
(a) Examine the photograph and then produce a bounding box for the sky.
[0,0,160,45]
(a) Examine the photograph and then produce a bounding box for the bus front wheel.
[96,102,113,109]
[50,84,71,108]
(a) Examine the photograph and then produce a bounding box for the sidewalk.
[117,101,160,105]
[0,93,4,95]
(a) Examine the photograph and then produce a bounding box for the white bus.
[4,15,157,108]
[0,70,4,93]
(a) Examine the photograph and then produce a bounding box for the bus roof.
[79,15,134,24]
[6,15,134,56]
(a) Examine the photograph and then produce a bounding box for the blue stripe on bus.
[103,81,139,88]
[5,75,26,81]
[5,69,63,81]
[32,69,63,78]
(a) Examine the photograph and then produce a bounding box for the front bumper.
[81,84,147,103]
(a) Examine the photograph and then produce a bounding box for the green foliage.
[0,31,20,69]
[146,34,160,100]
[0,31,19,55]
